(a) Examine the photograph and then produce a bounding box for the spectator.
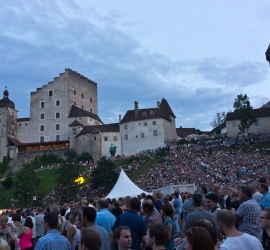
[114,226,132,250]
[145,223,169,250]
[79,228,101,250]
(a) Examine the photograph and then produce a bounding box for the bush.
[2,176,13,189]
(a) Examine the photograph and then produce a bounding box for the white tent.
[106,169,151,199]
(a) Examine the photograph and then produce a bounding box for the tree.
[210,112,227,129]
[233,94,257,134]
[90,157,119,193]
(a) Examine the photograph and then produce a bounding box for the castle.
[0,69,177,170]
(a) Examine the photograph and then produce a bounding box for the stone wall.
[8,148,68,174]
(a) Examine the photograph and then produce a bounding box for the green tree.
[210,112,227,129]
[1,176,13,189]
[90,157,118,193]
[233,94,257,134]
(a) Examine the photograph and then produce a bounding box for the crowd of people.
[1,134,270,249]
[1,182,270,249]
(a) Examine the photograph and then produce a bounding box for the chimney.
[157,101,160,108]
[119,115,121,123]
[179,126,182,128]
[134,101,138,118]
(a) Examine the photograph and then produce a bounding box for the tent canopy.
[106,169,151,199]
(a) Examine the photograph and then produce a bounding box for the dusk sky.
[1,1,270,131]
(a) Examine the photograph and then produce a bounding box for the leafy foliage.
[233,94,257,134]
[1,176,13,189]
[210,112,227,129]
[0,155,10,176]
[91,157,119,193]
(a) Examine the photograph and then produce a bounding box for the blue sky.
[1,0,270,131]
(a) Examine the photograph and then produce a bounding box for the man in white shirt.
[217,209,263,250]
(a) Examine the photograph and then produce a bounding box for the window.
[153,121,156,125]
[114,136,117,141]
[144,122,147,126]
[141,133,145,138]
[18,133,22,139]
[49,90,53,97]
[90,108,92,112]
[142,112,147,117]
[150,111,155,116]
[124,125,128,130]
[56,100,60,106]
[73,128,77,135]
[124,134,128,140]
[40,101,45,108]
[90,97,92,102]
[56,112,60,119]
[12,130,14,136]
[74,90,76,95]
[74,102,76,106]
[40,125,45,132]
[82,105,84,109]
[56,135,60,141]
[82,93,84,98]
[153,130,158,136]
[233,122,237,128]
[56,124,60,130]
[94,136,96,140]
[40,114,45,119]
[104,136,108,141]
[40,136,45,142]
[25,123,27,126]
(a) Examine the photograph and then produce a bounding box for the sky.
[1,1,270,131]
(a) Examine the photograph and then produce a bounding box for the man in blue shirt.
[110,197,147,250]
[96,198,116,235]
[34,212,71,250]
[259,183,270,209]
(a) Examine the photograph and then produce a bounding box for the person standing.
[260,208,270,250]
[18,217,33,250]
[260,183,270,209]
[95,198,116,235]
[217,209,263,250]
[234,186,262,241]
[82,207,110,250]
[34,207,44,247]
[34,212,71,250]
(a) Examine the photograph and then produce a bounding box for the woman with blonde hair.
[66,208,81,250]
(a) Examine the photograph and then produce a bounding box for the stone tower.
[0,87,18,162]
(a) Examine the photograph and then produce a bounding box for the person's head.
[24,217,33,228]
[114,226,132,250]
[24,209,31,217]
[0,215,8,227]
[231,188,239,198]
[43,212,59,230]
[79,228,101,250]
[12,213,21,223]
[69,201,77,209]
[50,205,60,215]
[36,207,43,214]
[96,199,109,211]
[160,204,174,217]
[249,183,258,193]
[173,192,179,199]
[69,208,81,224]
[201,186,208,195]
[145,223,168,249]
[192,193,203,207]
[185,226,215,250]
[260,183,269,195]
[82,207,96,223]
[260,208,270,230]
[213,184,220,193]
[129,197,141,212]
[216,209,235,232]
[194,220,217,245]
[239,186,252,201]
[142,199,154,214]
[259,177,267,184]
[0,238,9,250]
[205,193,218,210]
